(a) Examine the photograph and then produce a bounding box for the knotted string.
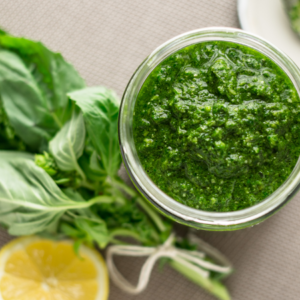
[106,232,232,295]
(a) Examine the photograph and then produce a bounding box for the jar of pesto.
[119,27,300,230]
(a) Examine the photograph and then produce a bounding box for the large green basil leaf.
[68,87,121,177]
[49,110,86,176]
[0,50,57,149]
[0,151,96,235]
[0,35,85,115]
[0,35,85,149]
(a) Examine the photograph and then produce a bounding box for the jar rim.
[119,27,300,230]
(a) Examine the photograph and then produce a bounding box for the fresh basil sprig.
[68,87,121,177]
[0,151,111,235]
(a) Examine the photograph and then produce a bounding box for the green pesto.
[133,41,300,212]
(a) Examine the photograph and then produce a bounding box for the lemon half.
[0,236,109,300]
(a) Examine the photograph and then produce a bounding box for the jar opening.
[119,27,300,230]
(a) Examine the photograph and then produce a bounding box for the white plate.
[238,0,300,67]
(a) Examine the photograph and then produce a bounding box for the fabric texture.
[0,0,299,299]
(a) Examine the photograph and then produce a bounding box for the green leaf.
[169,260,231,300]
[75,217,110,248]
[0,97,26,151]
[79,150,107,182]
[49,110,86,179]
[0,35,85,115]
[0,50,57,149]
[0,151,100,236]
[68,87,121,177]
[62,188,87,202]
[73,239,84,257]
[60,222,83,238]
[0,35,85,149]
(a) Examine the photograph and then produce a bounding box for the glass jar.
[118,27,300,231]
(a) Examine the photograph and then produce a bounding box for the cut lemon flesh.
[0,237,109,300]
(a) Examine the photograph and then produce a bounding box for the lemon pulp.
[0,237,109,300]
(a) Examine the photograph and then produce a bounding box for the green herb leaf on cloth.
[49,110,86,179]
[68,87,121,177]
[0,34,85,114]
[0,50,57,149]
[0,151,103,235]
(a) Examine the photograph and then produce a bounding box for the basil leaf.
[60,218,110,249]
[0,50,57,149]
[75,217,110,248]
[62,188,87,202]
[68,87,121,177]
[0,35,85,116]
[59,194,110,249]
[79,150,107,182]
[0,97,26,151]
[49,111,86,177]
[0,35,85,149]
[0,151,95,235]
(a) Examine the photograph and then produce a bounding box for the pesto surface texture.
[133,41,300,212]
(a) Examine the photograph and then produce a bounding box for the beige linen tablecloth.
[0,1,299,299]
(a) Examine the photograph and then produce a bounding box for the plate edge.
[237,0,250,31]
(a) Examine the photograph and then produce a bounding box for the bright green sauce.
[133,41,300,212]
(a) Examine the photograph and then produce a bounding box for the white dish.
[238,0,300,67]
